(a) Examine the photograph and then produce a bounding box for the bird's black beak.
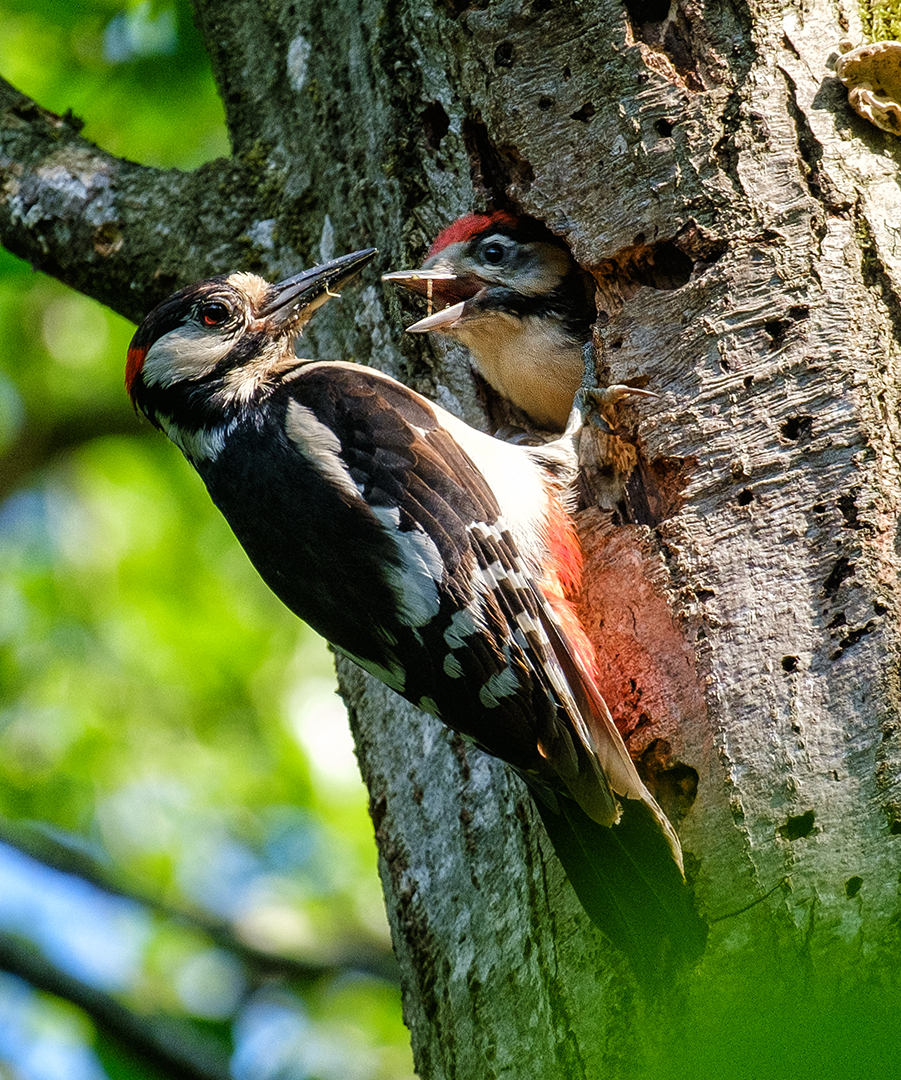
[258,248,378,330]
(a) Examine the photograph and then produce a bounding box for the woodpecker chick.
[384,212,597,431]
[126,252,704,971]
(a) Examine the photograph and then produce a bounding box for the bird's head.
[126,249,377,428]
[383,213,596,430]
[383,212,595,341]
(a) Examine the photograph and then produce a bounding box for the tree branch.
[0,78,304,322]
[0,818,398,987]
[0,404,147,503]
[0,931,231,1080]
[189,0,301,155]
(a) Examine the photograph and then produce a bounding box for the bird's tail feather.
[530,789,708,979]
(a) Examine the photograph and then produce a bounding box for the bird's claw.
[567,341,658,433]
[570,384,659,434]
[582,384,659,408]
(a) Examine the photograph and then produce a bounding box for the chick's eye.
[481,241,507,265]
[199,301,230,327]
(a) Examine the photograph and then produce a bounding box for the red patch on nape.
[125,343,148,396]
[428,211,520,257]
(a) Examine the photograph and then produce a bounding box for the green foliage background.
[0,2,412,1077]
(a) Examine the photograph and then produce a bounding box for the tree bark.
[3,0,901,1075]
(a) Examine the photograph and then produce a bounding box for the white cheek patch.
[285,400,362,502]
[220,364,267,405]
[216,352,308,408]
[511,242,570,296]
[142,323,239,389]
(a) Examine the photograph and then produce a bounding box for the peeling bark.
[0,78,300,322]
[4,0,901,1075]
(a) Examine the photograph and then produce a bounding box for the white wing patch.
[285,400,362,502]
[443,605,483,649]
[479,557,530,593]
[371,506,443,628]
[436,413,551,572]
[443,654,464,678]
[478,665,521,708]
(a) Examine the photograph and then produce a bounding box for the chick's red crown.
[427,211,520,257]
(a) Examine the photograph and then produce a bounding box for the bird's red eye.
[200,301,230,326]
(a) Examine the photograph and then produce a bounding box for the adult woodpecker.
[383,211,597,431]
[125,250,705,971]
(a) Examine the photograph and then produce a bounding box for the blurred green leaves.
[0,3,411,1077]
[0,0,229,167]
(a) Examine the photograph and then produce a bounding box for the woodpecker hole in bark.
[780,415,814,441]
[461,116,534,207]
[421,101,450,153]
[593,222,726,319]
[837,492,862,529]
[845,876,863,898]
[640,739,699,823]
[822,556,855,596]
[831,620,877,660]
[764,317,799,349]
[778,810,816,841]
[622,0,709,92]
[493,41,513,67]
[570,102,596,123]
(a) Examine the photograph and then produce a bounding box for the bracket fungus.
[835,40,901,137]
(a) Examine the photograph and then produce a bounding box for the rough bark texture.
[4,0,901,1075]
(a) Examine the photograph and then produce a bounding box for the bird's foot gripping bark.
[566,342,659,437]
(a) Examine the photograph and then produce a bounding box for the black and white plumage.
[126,250,705,971]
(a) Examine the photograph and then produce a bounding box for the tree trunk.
[3,0,901,1075]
